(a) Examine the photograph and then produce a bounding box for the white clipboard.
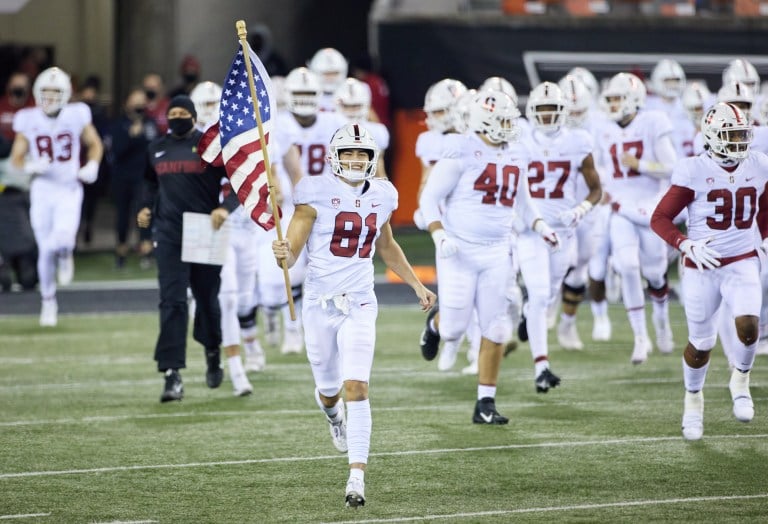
[181,212,230,265]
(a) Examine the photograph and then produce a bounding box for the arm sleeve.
[418,158,462,225]
[650,185,694,249]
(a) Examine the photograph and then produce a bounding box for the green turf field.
[0,304,766,523]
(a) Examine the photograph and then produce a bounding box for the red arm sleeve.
[650,185,695,249]
[757,182,768,240]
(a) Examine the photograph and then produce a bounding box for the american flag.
[198,43,279,231]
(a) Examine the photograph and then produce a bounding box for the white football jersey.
[522,128,593,231]
[593,109,674,205]
[645,96,694,158]
[415,129,448,166]
[276,111,348,177]
[425,133,532,243]
[294,172,398,296]
[12,103,91,185]
[672,151,768,257]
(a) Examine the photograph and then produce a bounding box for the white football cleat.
[630,336,652,365]
[729,369,754,423]
[231,371,253,397]
[653,312,674,354]
[557,320,584,350]
[345,475,365,508]
[280,328,304,354]
[682,390,704,441]
[592,314,611,341]
[326,399,348,453]
[39,298,58,327]
[57,252,74,286]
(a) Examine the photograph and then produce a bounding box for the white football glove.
[77,160,99,184]
[558,200,593,228]
[680,238,721,272]
[24,156,51,176]
[533,219,560,251]
[431,229,458,258]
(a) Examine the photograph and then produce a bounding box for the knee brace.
[647,277,669,301]
[562,283,586,307]
[291,284,303,302]
[238,306,258,329]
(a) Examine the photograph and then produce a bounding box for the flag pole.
[236,19,296,321]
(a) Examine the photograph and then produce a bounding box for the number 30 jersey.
[12,102,91,186]
[294,172,398,296]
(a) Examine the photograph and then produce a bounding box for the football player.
[272,123,436,507]
[646,59,694,158]
[651,102,768,440]
[308,47,348,113]
[9,66,103,327]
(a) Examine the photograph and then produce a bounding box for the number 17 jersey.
[294,172,398,296]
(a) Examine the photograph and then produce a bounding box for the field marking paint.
[319,493,768,523]
[0,513,51,520]
[1,434,766,480]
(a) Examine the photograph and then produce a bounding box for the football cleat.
[280,327,304,354]
[535,368,561,393]
[682,390,704,441]
[39,298,58,327]
[244,340,266,372]
[557,320,584,350]
[326,399,348,453]
[472,397,509,425]
[517,314,528,342]
[160,369,184,402]
[205,350,224,389]
[420,304,440,361]
[630,336,652,365]
[729,369,754,423]
[592,314,611,341]
[231,371,253,397]
[345,476,365,508]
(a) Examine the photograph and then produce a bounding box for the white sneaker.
[461,360,479,375]
[437,342,459,371]
[244,341,266,372]
[653,312,674,354]
[755,338,768,356]
[682,390,704,441]
[40,298,58,327]
[630,336,652,365]
[345,475,365,507]
[231,372,253,397]
[326,399,348,453]
[57,252,74,286]
[280,328,303,354]
[592,314,611,341]
[265,310,280,347]
[729,369,754,422]
[557,320,584,350]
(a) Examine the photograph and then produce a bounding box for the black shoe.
[419,304,440,361]
[205,350,224,389]
[472,397,509,425]
[535,368,561,393]
[160,369,183,402]
[517,314,528,342]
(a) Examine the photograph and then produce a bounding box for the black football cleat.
[205,350,224,389]
[420,304,440,361]
[160,369,184,402]
[472,397,509,425]
[535,368,561,393]
[517,314,528,342]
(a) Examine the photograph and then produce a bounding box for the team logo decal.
[331,197,341,208]
[474,150,482,158]
[355,199,361,208]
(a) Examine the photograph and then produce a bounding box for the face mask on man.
[183,73,199,84]
[10,87,27,99]
[168,117,194,136]
[145,89,157,101]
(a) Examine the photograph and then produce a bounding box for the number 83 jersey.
[293,171,398,296]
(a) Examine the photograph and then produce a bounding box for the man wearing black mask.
[169,55,201,98]
[0,72,34,141]
[137,95,236,402]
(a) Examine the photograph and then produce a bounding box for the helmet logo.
[482,96,497,112]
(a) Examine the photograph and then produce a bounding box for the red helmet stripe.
[725,102,743,123]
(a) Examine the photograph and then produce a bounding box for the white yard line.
[0,513,51,520]
[320,493,768,523]
[1,434,766,480]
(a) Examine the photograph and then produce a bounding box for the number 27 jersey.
[294,172,398,296]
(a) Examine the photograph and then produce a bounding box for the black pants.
[153,240,222,372]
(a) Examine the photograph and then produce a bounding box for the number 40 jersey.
[294,171,398,297]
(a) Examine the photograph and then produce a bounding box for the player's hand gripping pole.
[236,20,296,320]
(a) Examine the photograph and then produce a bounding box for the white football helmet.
[190,81,222,127]
[566,67,599,101]
[526,81,567,134]
[423,78,467,132]
[723,59,760,93]
[328,123,379,181]
[600,72,646,122]
[467,88,521,144]
[334,78,372,121]
[308,47,348,94]
[558,74,592,128]
[701,102,752,163]
[33,67,72,116]
[651,59,686,99]
[450,88,477,133]
[717,81,755,121]
[681,81,711,126]
[479,76,518,106]
[285,67,321,117]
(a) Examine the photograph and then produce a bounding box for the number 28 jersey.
[294,172,398,296]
